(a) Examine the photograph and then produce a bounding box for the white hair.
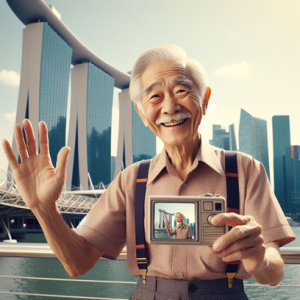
[175,212,185,219]
[129,45,209,109]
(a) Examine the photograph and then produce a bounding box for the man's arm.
[209,213,284,286]
[2,119,102,277]
[165,219,176,237]
[33,202,103,277]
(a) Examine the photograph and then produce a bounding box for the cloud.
[4,111,16,124]
[0,69,20,87]
[212,61,253,79]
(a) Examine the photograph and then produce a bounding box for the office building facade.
[239,109,270,178]
[67,63,115,190]
[285,146,300,213]
[9,0,158,192]
[272,116,291,211]
[12,22,72,167]
[210,124,237,151]
[132,102,156,163]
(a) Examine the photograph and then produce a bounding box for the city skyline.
[1,0,299,187]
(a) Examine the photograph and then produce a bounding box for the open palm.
[2,119,70,210]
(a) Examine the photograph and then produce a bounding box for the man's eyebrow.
[174,76,193,89]
[142,81,162,95]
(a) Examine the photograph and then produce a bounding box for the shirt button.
[189,284,197,293]
[182,183,187,189]
[178,273,183,278]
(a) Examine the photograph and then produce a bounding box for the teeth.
[163,119,186,127]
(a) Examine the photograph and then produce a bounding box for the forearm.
[32,202,102,277]
[165,223,175,237]
[251,242,284,286]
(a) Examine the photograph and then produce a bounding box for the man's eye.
[176,89,186,94]
[150,94,159,99]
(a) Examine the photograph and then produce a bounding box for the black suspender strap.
[134,160,150,284]
[225,151,240,288]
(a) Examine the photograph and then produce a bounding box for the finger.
[55,146,70,183]
[22,119,37,157]
[2,139,19,170]
[214,233,264,258]
[213,223,262,252]
[211,212,251,227]
[13,124,28,161]
[220,243,266,263]
[39,121,49,155]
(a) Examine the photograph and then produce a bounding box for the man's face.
[135,61,208,148]
[176,213,185,225]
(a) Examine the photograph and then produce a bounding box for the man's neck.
[165,135,200,181]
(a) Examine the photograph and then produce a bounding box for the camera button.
[189,284,197,292]
[177,273,183,278]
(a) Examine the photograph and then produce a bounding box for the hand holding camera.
[208,213,267,276]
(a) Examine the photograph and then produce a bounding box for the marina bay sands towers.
[9,1,156,190]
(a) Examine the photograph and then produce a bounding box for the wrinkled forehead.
[141,60,193,90]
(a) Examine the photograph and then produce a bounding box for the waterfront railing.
[0,243,300,299]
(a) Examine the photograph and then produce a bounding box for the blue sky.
[0,0,299,186]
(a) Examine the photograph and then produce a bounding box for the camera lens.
[215,203,222,211]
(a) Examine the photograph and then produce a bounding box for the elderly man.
[2,45,295,299]
[165,212,193,239]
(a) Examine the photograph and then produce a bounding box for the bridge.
[0,168,102,241]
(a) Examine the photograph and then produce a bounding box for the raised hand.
[2,119,70,211]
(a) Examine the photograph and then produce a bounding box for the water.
[0,228,299,300]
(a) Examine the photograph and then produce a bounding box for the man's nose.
[161,94,180,115]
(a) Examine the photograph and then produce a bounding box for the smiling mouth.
[162,118,188,127]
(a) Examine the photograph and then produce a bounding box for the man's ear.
[134,103,148,127]
[202,87,211,115]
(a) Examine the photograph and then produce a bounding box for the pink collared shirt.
[75,140,295,280]
[172,223,193,239]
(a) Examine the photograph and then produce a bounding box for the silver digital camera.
[149,195,225,245]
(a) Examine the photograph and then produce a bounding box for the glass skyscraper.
[285,146,300,213]
[132,102,156,163]
[86,63,115,187]
[40,23,72,166]
[210,124,237,151]
[239,109,270,178]
[12,22,72,168]
[272,116,291,211]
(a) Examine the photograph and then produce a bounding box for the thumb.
[56,146,70,182]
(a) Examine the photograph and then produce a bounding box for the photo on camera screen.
[153,202,196,240]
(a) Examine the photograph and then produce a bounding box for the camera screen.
[153,202,196,240]
[149,196,225,245]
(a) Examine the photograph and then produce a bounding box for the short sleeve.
[239,154,295,247]
[75,171,127,259]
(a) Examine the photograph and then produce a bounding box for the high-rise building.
[285,146,300,213]
[115,90,156,177]
[132,102,156,163]
[9,1,156,192]
[12,22,72,167]
[239,109,270,178]
[229,124,237,151]
[67,63,115,189]
[272,116,291,211]
[210,124,237,151]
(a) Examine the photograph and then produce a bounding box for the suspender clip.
[226,272,236,288]
[136,258,148,284]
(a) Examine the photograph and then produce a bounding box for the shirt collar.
[178,223,186,229]
[147,138,225,185]
[196,139,225,177]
